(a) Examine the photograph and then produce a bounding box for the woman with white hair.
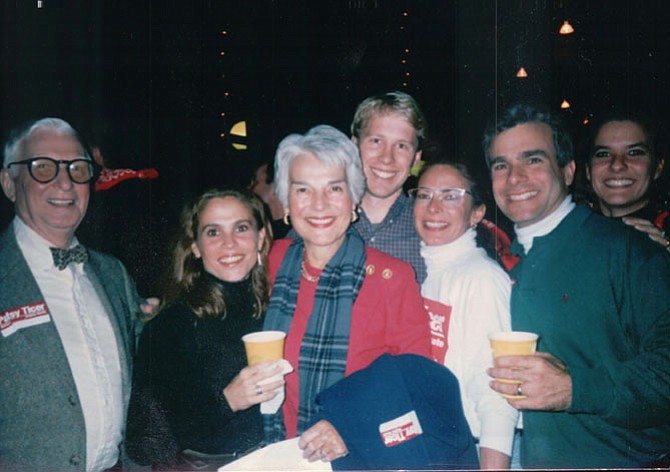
[263,124,431,462]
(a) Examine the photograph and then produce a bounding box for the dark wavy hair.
[482,103,574,169]
[159,188,272,319]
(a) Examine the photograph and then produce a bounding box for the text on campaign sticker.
[379,410,423,447]
[0,302,51,337]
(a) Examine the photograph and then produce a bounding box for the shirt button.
[69,454,81,466]
[370,237,375,243]
[68,395,77,406]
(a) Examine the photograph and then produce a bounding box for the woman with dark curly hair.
[125,188,282,470]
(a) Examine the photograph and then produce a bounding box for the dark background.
[2,0,669,293]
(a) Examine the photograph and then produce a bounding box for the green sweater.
[510,205,670,469]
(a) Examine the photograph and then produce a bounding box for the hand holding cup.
[488,331,538,399]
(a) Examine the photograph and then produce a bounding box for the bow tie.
[50,245,89,270]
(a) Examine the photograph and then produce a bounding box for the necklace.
[301,260,320,283]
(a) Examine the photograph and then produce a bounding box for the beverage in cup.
[489,331,539,398]
[242,331,286,365]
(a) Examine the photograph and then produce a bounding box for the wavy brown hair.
[159,188,272,319]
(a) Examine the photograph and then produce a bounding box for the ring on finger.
[516,384,524,396]
[255,385,263,396]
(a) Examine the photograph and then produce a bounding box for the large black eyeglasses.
[7,157,96,184]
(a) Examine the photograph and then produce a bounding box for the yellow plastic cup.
[489,331,539,398]
[241,331,286,365]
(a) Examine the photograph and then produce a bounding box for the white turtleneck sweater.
[515,195,576,254]
[420,228,518,456]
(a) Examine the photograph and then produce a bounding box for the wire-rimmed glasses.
[408,187,471,206]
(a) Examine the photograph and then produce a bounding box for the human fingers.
[622,217,668,245]
[303,421,348,462]
[299,424,325,461]
[299,421,349,462]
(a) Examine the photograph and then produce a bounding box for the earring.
[351,209,359,223]
[283,212,290,226]
[257,251,263,268]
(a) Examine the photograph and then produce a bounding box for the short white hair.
[3,117,89,173]
[274,124,366,207]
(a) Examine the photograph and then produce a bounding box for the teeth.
[604,179,634,187]
[219,255,244,264]
[509,191,537,202]
[425,221,448,229]
[371,168,395,179]
[307,217,334,225]
[48,199,74,206]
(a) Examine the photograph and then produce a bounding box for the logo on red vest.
[379,410,423,447]
[0,302,51,338]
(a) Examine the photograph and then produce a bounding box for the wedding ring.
[255,386,263,396]
[516,384,524,396]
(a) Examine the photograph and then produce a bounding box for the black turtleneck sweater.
[125,276,264,467]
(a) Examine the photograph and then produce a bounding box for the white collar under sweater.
[421,227,484,271]
[515,195,576,254]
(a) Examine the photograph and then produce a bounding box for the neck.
[18,215,75,248]
[304,241,344,269]
[360,191,400,224]
[600,198,649,218]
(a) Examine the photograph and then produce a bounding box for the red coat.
[269,239,431,375]
[268,239,432,438]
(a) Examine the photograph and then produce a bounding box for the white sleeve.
[445,262,519,456]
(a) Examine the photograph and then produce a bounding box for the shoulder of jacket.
[364,247,415,282]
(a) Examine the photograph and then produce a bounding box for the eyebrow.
[520,149,550,159]
[290,179,347,186]
[591,142,650,152]
[201,219,253,230]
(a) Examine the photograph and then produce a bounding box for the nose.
[608,153,627,171]
[53,164,74,190]
[311,189,328,210]
[508,163,527,185]
[221,232,236,248]
[378,143,395,164]
[427,193,442,213]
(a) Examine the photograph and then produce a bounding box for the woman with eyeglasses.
[412,161,518,469]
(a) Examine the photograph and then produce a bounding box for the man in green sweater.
[483,103,670,469]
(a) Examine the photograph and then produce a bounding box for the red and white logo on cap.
[379,410,423,447]
[0,302,51,338]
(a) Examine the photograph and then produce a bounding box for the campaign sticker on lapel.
[379,410,423,447]
[0,302,51,338]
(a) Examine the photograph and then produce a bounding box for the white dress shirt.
[14,217,124,471]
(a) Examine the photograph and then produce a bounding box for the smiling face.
[587,120,663,217]
[191,196,265,282]
[489,122,575,228]
[286,152,356,265]
[355,112,422,202]
[414,164,485,246]
[0,128,90,248]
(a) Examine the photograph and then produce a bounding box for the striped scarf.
[262,228,367,443]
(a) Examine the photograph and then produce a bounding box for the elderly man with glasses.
[0,117,145,471]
